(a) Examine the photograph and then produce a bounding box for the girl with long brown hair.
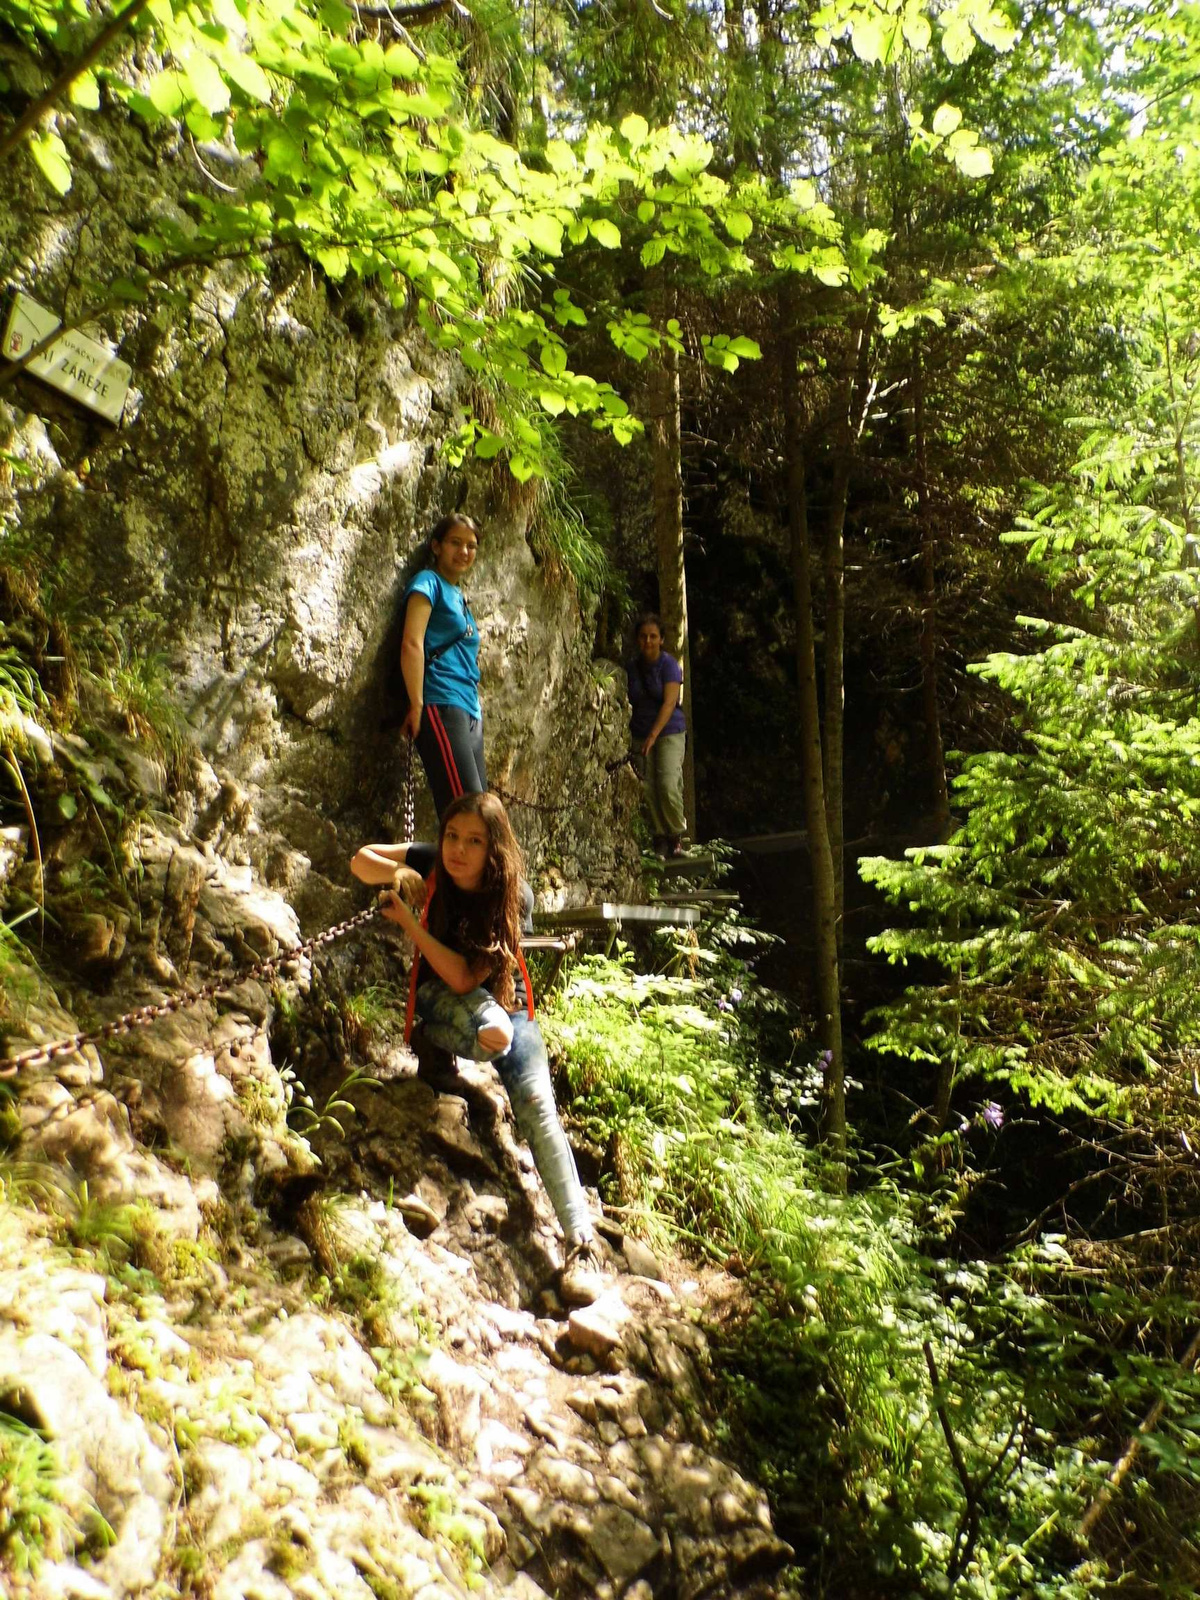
[350,792,603,1304]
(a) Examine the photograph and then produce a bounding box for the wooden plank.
[651,890,740,907]
[651,851,719,876]
[728,830,810,854]
[533,902,701,931]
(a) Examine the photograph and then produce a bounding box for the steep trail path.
[0,804,794,1600]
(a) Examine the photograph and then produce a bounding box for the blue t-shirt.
[404,569,481,719]
[627,651,685,739]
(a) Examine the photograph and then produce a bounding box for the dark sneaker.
[559,1237,606,1307]
[410,1024,462,1093]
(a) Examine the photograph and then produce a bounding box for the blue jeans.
[416,981,592,1246]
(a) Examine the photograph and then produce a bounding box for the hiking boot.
[410,1024,462,1093]
[559,1237,606,1307]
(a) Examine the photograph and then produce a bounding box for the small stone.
[395,1193,441,1236]
[594,1216,625,1246]
[581,1503,661,1584]
[566,1291,632,1360]
[596,1473,642,1515]
[622,1238,664,1281]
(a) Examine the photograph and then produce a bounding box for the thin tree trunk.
[649,281,697,840]
[912,347,950,842]
[911,345,957,1135]
[780,280,845,1165]
[822,314,874,952]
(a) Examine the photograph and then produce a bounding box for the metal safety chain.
[491,752,636,819]
[402,737,416,842]
[0,901,384,1080]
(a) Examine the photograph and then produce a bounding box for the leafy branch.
[0,0,154,165]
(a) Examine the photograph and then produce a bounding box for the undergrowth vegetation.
[543,943,1200,1598]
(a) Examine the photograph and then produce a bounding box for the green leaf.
[619,112,649,148]
[544,140,578,174]
[901,8,932,50]
[148,70,187,117]
[637,200,655,224]
[383,41,420,76]
[184,52,231,114]
[525,213,564,255]
[941,17,975,62]
[932,103,963,137]
[724,210,753,242]
[973,5,1018,51]
[221,51,272,103]
[954,144,994,179]
[537,388,567,415]
[641,236,668,268]
[850,13,885,62]
[473,431,504,460]
[508,453,539,483]
[589,217,622,249]
[316,245,350,279]
[68,69,100,109]
[727,336,761,360]
[29,129,72,193]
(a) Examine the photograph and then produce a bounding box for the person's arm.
[350,841,412,884]
[400,592,433,740]
[377,889,489,994]
[641,679,682,756]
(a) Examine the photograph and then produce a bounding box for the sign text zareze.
[2,290,132,425]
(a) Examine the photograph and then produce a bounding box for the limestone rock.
[0,1330,171,1596]
[566,1290,635,1360]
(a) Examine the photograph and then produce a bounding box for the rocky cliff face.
[0,50,640,915]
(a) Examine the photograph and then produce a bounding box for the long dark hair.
[429,791,523,1008]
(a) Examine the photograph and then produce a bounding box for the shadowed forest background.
[4,0,1200,1596]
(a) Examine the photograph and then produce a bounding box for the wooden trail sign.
[2,290,132,425]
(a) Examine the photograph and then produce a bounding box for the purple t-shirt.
[627,651,685,740]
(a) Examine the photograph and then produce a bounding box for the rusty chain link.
[0,902,385,1080]
[0,734,614,1078]
[491,753,635,818]
[402,736,416,842]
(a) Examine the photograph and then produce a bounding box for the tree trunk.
[649,282,697,840]
[912,346,951,841]
[910,345,957,1133]
[822,314,874,952]
[779,279,845,1165]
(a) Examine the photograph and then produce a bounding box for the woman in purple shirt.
[627,612,687,857]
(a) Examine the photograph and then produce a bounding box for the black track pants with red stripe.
[414,702,487,820]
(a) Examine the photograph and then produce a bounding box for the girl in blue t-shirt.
[401,514,486,818]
